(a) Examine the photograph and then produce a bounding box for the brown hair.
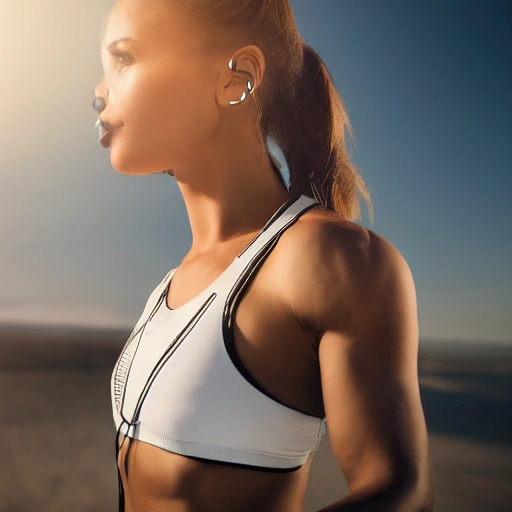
[172,0,374,223]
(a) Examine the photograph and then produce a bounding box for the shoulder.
[276,205,399,293]
[275,206,415,343]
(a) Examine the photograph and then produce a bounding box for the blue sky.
[1,0,510,342]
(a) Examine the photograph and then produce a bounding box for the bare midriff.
[117,436,315,512]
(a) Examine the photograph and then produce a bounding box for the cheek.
[153,78,212,140]
[113,69,218,171]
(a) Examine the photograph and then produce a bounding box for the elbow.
[415,477,435,512]
[381,463,434,512]
[343,473,434,512]
[396,452,435,512]
[404,469,435,512]
[344,459,435,512]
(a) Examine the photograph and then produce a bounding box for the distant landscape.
[0,323,510,512]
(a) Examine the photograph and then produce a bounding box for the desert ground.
[0,325,510,512]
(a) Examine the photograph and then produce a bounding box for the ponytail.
[270,42,374,223]
[172,0,374,223]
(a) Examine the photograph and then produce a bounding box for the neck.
[171,131,291,258]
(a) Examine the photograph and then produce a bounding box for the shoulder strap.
[236,194,320,268]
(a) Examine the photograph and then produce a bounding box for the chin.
[109,154,154,176]
[108,140,174,176]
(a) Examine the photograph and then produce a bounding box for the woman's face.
[95,0,221,175]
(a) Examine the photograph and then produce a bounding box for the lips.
[99,126,122,148]
[95,118,123,148]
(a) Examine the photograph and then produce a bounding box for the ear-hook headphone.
[228,58,255,105]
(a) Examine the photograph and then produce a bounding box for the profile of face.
[94,0,262,177]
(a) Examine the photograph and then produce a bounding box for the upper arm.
[290,222,432,497]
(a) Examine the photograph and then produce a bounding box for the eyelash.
[112,51,132,67]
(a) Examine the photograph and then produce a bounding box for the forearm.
[315,480,434,512]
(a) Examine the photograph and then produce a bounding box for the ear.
[217,44,266,108]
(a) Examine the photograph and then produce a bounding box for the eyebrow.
[105,37,137,52]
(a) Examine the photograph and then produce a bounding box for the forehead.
[100,0,203,55]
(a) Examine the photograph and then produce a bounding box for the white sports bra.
[111,194,327,509]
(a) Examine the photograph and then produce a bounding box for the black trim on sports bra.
[237,194,301,258]
[184,454,302,473]
[222,199,323,419]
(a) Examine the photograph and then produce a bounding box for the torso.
[117,205,364,512]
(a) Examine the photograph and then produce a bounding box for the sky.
[1,0,511,343]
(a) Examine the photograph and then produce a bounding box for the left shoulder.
[277,207,415,342]
[292,206,409,273]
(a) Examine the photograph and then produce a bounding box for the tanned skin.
[96,1,433,510]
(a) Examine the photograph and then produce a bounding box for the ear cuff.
[228,58,255,105]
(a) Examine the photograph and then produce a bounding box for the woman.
[93,0,433,511]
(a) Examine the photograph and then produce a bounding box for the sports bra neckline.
[162,194,302,313]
